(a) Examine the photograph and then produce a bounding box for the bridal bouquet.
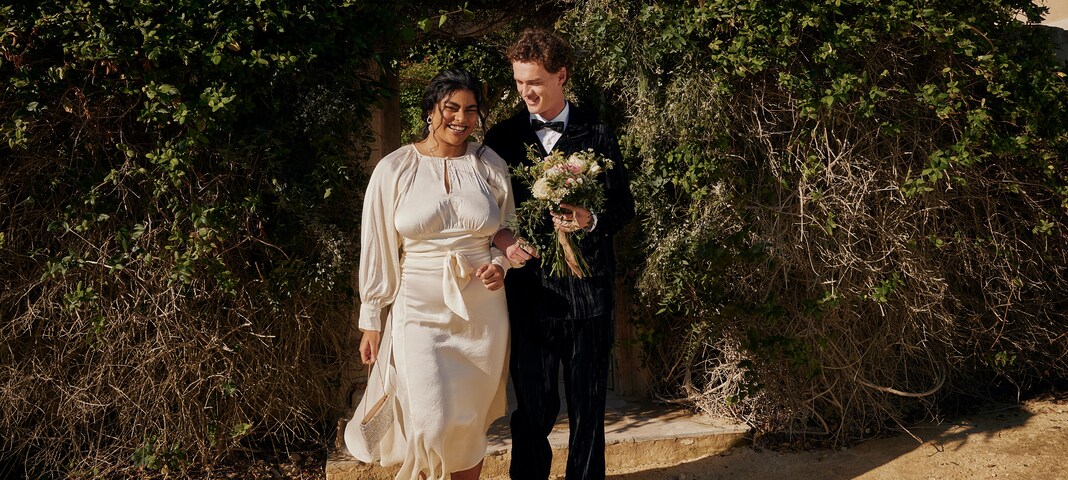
[510,148,613,278]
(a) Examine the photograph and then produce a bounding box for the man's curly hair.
[506,28,574,77]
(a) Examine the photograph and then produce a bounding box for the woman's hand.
[476,263,505,291]
[506,239,538,266]
[493,229,539,266]
[359,330,381,365]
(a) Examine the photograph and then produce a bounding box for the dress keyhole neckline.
[442,157,451,195]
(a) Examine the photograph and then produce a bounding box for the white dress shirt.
[530,102,569,153]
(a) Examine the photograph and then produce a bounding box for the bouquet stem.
[557,229,586,278]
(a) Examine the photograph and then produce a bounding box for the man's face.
[512,60,567,118]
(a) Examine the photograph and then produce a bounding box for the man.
[485,28,635,480]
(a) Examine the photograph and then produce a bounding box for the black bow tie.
[531,119,564,133]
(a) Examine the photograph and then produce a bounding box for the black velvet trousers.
[507,312,614,480]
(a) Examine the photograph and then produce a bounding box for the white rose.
[532,178,552,200]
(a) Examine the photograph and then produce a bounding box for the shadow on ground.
[607,402,1059,480]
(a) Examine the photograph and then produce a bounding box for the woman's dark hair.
[420,68,487,152]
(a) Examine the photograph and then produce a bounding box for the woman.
[343,69,513,480]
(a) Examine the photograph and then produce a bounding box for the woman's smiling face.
[428,88,479,155]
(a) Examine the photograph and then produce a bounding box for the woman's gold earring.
[426,116,432,125]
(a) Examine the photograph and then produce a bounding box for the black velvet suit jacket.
[484,103,635,322]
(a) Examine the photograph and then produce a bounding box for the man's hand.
[553,203,592,233]
[359,330,381,365]
[493,229,539,266]
[476,263,505,291]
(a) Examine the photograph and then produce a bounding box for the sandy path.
[611,399,1068,480]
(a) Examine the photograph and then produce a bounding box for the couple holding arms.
[344,28,635,480]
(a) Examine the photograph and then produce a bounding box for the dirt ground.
[610,396,1068,480]
[232,395,1068,479]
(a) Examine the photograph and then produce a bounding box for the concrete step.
[327,393,749,479]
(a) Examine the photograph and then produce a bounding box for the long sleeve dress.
[343,142,514,479]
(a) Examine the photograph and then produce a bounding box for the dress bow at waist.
[443,251,472,320]
[404,247,487,321]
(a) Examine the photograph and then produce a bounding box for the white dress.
[344,143,513,479]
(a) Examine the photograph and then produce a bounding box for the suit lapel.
[505,109,545,165]
[554,105,592,155]
[523,124,547,161]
